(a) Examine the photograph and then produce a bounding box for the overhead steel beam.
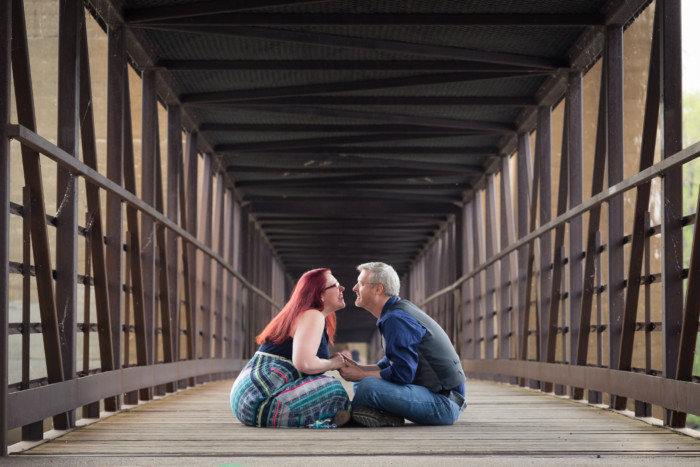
[229,104,516,133]
[125,0,330,23]
[196,96,538,107]
[181,72,542,104]
[226,147,498,156]
[161,59,549,72]
[151,25,568,69]
[215,132,459,152]
[136,13,604,27]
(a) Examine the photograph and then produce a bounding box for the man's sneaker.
[352,405,405,427]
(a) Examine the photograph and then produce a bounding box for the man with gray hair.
[340,262,466,427]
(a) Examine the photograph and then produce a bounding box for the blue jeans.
[352,377,462,426]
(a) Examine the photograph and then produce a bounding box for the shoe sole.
[352,406,404,427]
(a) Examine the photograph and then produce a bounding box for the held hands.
[338,357,365,382]
[331,352,351,370]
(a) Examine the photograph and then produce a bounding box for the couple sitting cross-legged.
[229,262,467,428]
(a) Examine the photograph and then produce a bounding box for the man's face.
[353,269,375,309]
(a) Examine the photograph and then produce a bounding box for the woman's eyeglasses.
[322,282,340,291]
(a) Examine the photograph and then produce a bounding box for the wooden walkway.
[6,377,700,466]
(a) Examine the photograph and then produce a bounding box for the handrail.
[419,139,700,307]
[6,123,282,310]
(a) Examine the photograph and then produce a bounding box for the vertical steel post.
[617,8,661,410]
[606,25,625,381]
[232,201,242,359]
[516,133,531,364]
[77,5,116,409]
[659,0,685,427]
[184,132,199,382]
[224,188,235,358]
[537,106,552,366]
[105,25,125,406]
[574,62,607,401]
[154,119,175,392]
[500,154,517,366]
[484,175,497,360]
[141,70,157,376]
[166,106,182,371]
[471,192,484,360]
[198,154,214,370]
[213,173,226,359]
[545,101,569,394]
[12,0,67,427]
[462,201,474,359]
[0,0,11,455]
[567,72,584,384]
[55,0,81,428]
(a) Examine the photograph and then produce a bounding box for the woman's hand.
[330,353,346,370]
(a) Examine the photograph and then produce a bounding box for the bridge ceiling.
[87,0,650,341]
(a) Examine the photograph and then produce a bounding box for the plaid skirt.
[230,351,350,428]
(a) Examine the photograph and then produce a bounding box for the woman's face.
[321,273,345,311]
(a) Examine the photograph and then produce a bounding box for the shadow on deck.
[5,378,700,466]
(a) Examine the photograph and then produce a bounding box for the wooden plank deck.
[6,377,700,466]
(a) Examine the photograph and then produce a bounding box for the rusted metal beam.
[213,173,226,359]
[462,202,474,359]
[471,193,484,360]
[182,131,198,383]
[521,121,541,386]
[55,0,81,429]
[544,100,570,393]
[616,9,661,410]
[537,106,552,377]
[164,105,180,389]
[141,70,157,384]
[155,114,176,392]
[77,6,116,410]
[516,133,532,365]
[232,201,243,359]
[606,26,625,390]
[105,25,125,406]
[660,0,685,428]
[500,154,517,367]
[198,154,214,367]
[675,173,700,394]
[11,0,68,429]
[484,175,497,361]
[21,189,41,440]
[224,189,235,358]
[122,73,151,401]
[1,0,11,454]
[574,61,607,401]
[567,72,584,387]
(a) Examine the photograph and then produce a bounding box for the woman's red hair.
[256,268,337,346]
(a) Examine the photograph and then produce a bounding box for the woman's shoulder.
[297,308,325,325]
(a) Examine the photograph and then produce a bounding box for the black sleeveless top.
[258,326,330,361]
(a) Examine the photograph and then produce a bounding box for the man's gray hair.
[357,262,400,297]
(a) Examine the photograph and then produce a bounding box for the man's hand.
[338,361,383,382]
[339,363,365,382]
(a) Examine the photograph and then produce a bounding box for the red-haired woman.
[230,268,351,427]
